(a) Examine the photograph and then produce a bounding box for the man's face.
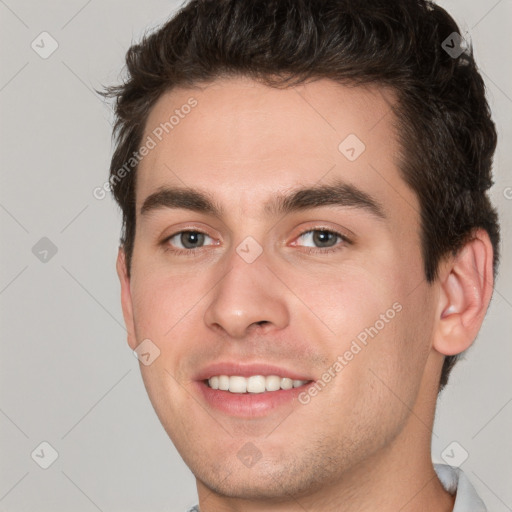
[119,77,440,499]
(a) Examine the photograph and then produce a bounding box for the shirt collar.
[434,463,488,511]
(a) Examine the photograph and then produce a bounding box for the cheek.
[129,266,203,339]
[286,260,402,342]
[129,267,215,385]
[352,285,436,417]
[297,257,433,399]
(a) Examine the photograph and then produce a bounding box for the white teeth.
[218,375,230,391]
[265,375,281,391]
[229,376,247,393]
[209,376,219,390]
[207,375,308,393]
[247,375,266,393]
[280,378,293,390]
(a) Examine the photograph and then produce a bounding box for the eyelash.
[161,227,351,257]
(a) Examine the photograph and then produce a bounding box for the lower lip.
[196,380,312,417]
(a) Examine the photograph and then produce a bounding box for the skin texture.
[117,77,494,511]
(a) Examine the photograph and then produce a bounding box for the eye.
[293,228,349,254]
[163,230,216,255]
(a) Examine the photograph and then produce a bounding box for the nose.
[203,248,290,339]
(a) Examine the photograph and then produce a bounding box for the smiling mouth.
[206,375,311,394]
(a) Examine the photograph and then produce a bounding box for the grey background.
[0,1,510,511]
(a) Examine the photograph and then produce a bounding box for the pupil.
[182,231,204,249]
[314,230,335,247]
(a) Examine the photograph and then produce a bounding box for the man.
[102,0,500,510]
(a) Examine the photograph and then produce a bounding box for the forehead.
[136,76,418,223]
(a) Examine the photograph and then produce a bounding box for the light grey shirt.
[434,463,487,511]
[186,463,487,511]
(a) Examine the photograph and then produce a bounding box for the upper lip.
[194,362,313,381]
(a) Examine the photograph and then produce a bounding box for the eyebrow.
[140,179,386,220]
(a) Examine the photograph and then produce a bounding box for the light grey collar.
[434,463,487,511]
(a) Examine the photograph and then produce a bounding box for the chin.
[197,469,297,501]
[190,453,337,502]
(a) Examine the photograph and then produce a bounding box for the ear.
[116,246,137,350]
[433,229,494,356]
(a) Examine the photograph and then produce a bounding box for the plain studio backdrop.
[0,1,511,511]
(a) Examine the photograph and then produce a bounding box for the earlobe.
[116,246,137,350]
[433,229,494,356]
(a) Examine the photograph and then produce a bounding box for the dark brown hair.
[101,0,500,390]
